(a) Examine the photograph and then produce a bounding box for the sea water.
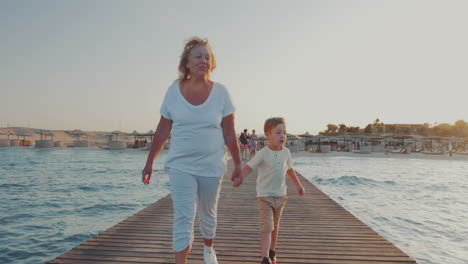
[294,154,468,264]
[0,147,170,264]
[1,148,467,264]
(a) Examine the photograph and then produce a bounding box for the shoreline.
[291,150,468,161]
[3,145,467,161]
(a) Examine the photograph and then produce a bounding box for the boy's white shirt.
[247,146,292,197]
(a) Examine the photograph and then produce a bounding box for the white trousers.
[169,170,223,252]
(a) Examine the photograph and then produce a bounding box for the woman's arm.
[221,113,242,186]
[142,116,172,184]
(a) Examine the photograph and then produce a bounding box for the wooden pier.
[48,162,416,264]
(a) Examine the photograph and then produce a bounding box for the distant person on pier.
[142,37,242,264]
[239,128,249,160]
[249,129,259,159]
[234,117,305,264]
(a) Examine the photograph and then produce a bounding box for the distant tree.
[364,124,372,133]
[372,118,384,133]
[338,124,347,134]
[327,124,338,134]
[453,120,467,137]
[373,118,380,126]
[383,124,397,134]
[347,126,360,134]
[319,124,338,136]
[318,120,467,138]
[419,123,431,136]
[433,123,452,137]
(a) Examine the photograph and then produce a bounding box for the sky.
[1,0,467,135]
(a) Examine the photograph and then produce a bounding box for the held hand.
[231,167,243,187]
[142,164,153,185]
[232,177,242,187]
[296,184,305,196]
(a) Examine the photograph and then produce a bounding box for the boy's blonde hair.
[264,117,286,135]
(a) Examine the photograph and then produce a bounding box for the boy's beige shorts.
[257,196,288,232]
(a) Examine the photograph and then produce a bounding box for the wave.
[0,213,34,225]
[77,185,100,192]
[313,175,397,187]
[0,183,29,189]
[80,203,138,212]
[61,232,97,244]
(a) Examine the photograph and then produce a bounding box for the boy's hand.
[232,177,242,187]
[296,184,305,196]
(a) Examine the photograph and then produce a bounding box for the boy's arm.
[233,148,262,187]
[286,168,305,196]
[241,165,253,179]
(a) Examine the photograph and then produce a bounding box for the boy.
[234,117,305,264]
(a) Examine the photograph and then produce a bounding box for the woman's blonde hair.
[264,117,286,135]
[177,37,217,81]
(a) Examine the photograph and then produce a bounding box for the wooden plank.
[48,161,417,263]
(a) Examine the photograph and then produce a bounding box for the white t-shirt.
[247,146,293,197]
[160,81,235,177]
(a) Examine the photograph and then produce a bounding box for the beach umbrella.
[447,136,463,150]
[143,130,155,142]
[298,132,314,146]
[423,136,442,152]
[14,131,31,140]
[338,134,353,147]
[352,135,369,147]
[129,130,139,136]
[129,130,140,141]
[286,134,298,149]
[313,135,326,148]
[366,136,385,143]
[298,132,313,138]
[34,129,54,140]
[70,130,85,136]
[258,136,267,147]
[106,130,126,141]
[365,136,385,149]
[384,138,398,148]
[71,130,86,140]
[393,135,413,140]
[0,131,12,140]
[393,135,413,147]
[324,136,340,150]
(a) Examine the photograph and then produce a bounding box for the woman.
[142,37,242,264]
[249,129,258,159]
